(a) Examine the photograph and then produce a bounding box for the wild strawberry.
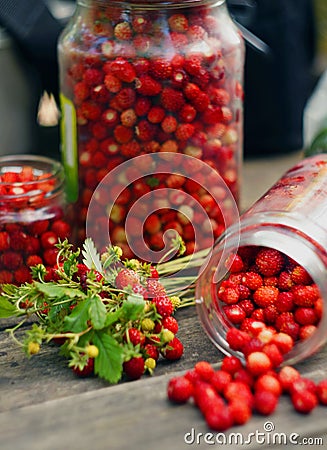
[114,22,133,41]
[0,231,10,251]
[154,296,174,318]
[136,75,162,96]
[255,373,282,397]
[104,73,122,93]
[161,316,179,334]
[1,251,23,270]
[161,115,178,134]
[178,104,196,123]
[194,382,224,415]
[240,319,266,337]
[294,307,317,325]
[134,96,151,116]
[26,254,43,267]
[246,351,272,377]
[83,68,103,86]
[51,220,71,240]
[167,376,193,403]
[263,304,279,324]
[194,361,214,382]
[228,401,252,425]
[275,291,294,312]
[123,356,145,380]
[241,271,263,290]
[124,327,145,346]
[224,304,246,325]
[146,278,166,298]
[255,248,284,276]
[291,390,318,414]
[162,336,184,360]
[115,268,140,289]
[278,365,301,392]
[160,87,185,112]
[175,123,194,140]
[147,106,165,124]
[271,332,294,354]
[262,343,284,368]
[72,358,94,377]
[251,308,264,321]
[316,379,327,405]
[218,282,240,305]
[115,87,136,109]
[278,269,294,289]
[223,381,253,407]
[238,299,255,317]
[0,270,13,283]
[14,266,32,284]
[253,286,279,308]
[299,324,317,340]
[226,327,251,352]
[114,124,133,143]
[291,265,312,284]
[292,284,319,307]
[109,58,136,83]
[210,370,232,394]
[168,14,189,33]
[135,119,157,141]
[205,405,234,432]
[221,355,243,375]
[143,344,159,362]
[289,377,317,396]
[254,390,279,415]
[150,58,172,79]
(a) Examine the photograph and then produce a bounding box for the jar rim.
[0,154,65,202]
[76,0,225,8]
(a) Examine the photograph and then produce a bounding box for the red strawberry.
[291,390,318,414]
[154,296,174,318]
[167,376,193,403]
[161,87,185,112]
[162,336,184,360]
[114,22,132,41]
[123,356,145,380]
[136,75,162,96]
[168,14,189,33]
[150,59,172,79]
[72,358,94,377]
[110,57,136,83]
[254,390,278,415]
[255,248,285,276]
[115,268,140,289]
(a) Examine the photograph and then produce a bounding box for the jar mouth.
[195,217,327,366]
[0,155,65,201]
[77,0,225,9]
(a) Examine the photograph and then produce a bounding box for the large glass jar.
[58,0,244,260]
[196,155,327,366]
[0,155,72,286]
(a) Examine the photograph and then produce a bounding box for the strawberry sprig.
[0,237,195,383]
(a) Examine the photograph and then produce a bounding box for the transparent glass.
[0,155,71,285]
[58,0,244,258]
[196,154,327,365]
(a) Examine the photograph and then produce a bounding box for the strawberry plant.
[0,237,197,384]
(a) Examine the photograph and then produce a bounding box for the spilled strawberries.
[167,246,327,430]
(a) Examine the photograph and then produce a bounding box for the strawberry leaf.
[93,331,123,383]
[89,295,107,330]
[34,282,84,300]
[0,296,18,318]
[121,294,145,321]
[63,297,92,332]
[82,237,103,273]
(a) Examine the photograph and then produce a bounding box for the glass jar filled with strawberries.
[196,155,327,366]
[0,155,72,285]
[58,0,244,259]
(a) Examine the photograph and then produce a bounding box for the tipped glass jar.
[0,155,72,285]
[196,155,327,365]
[58,0,244,259]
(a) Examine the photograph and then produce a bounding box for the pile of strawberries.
[59,5,243,257]
[167,245,327,429]
[0,165,71,285]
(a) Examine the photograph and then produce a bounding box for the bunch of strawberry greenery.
[0,237,203,383]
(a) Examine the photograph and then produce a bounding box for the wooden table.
[1,150,327,450]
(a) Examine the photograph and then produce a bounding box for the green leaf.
[121,294,145,321]
[34,282,84,300]
[82,238,103,273]
[89,295,107,330]
[104,309,122,327]
[0,296,18,318]
[63,297,92,332]
[93,331,123,384]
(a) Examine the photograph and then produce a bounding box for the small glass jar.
[58,0,244,259]
[0,155,72,285]
[196,154,327,365]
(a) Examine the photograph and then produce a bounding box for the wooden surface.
[1,150,327,450]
